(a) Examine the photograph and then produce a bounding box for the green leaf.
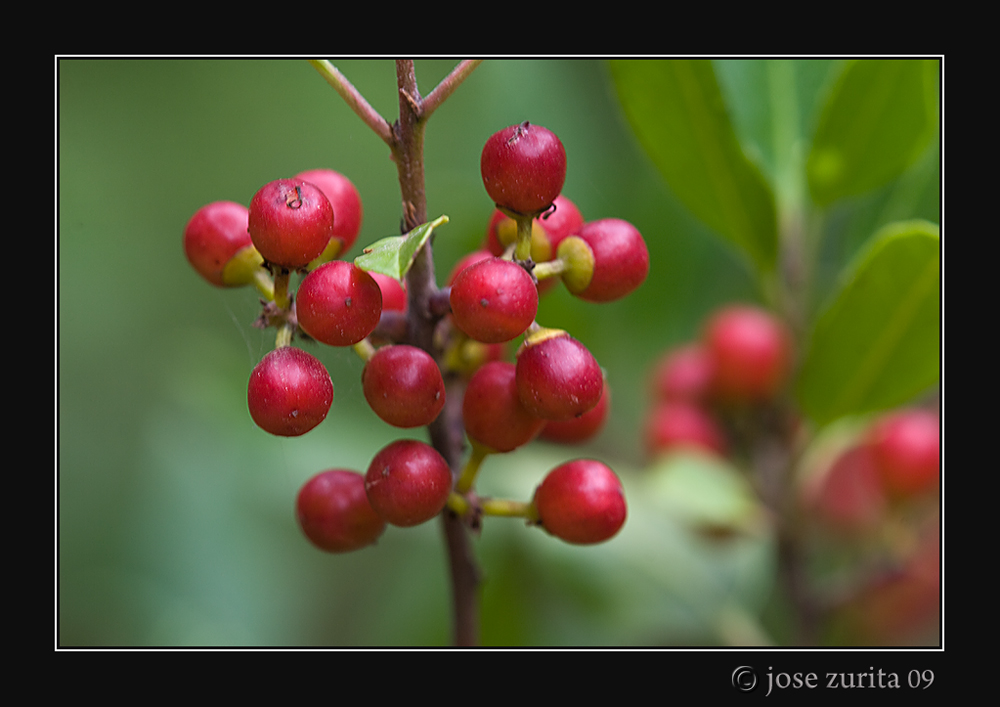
[608,59,778,275]
[807,59,939,207]
[796,220,940,425]
[353,216,449,281]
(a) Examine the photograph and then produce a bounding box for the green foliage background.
[58,59,940,646]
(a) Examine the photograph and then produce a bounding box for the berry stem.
[252,268,276,301]
[481,498,534,519]
[513,212,534,262]
[352,338,376,363]
[272,268,291,311]
[455,439,491,494]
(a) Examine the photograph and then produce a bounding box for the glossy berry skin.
[248,178,335,269]
[516,332,603,421]
[540,381,610,444]
[532,460,627,545]
[364,440,453,527]
[296,469,386,553]
[481,121,567,215]
[538,195,585,252]
[296,260,383,347]
[369,272,407,312]
[295,168,363,255]
[703,305,792,403]
[183,201,253,287]
[868,410,940,498]
[652,344,715,403]
[450,257,538,344]
[560,219,649,302]
[644,401,727,457]
[463,361,545,453]
[247,346,333,437]
[362,345,446,428]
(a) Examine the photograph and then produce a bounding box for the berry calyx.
[515,328,603,421]
[296,469,386,553]
[247,346,333,437]
[183,201,259,287]
[644,401,727,457]
[703,304,792,403]
[295,168,364,261]
[481,121,567,216]
[531,460,627,545]
[463,361,545,453]
[362,345,446,428]
[296,260,383,347]
[449,257,538,344]
[867,409,940,499]
[558,219,649,302]
[248,178,335,269]
[364,440,453,527]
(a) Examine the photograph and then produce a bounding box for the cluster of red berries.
[183,121,647,554]
[644,303,793,458]
[803,407,940,644]
[803,408,940,532]
[642,301,939,643]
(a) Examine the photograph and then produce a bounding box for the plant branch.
[309,60,394,144]
[422,60,483,119]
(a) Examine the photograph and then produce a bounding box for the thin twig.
[309,60,394,144]
[423,60,483,119]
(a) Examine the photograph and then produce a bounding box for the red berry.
[449,257,538,344]
[247,346,333,437]
[703,304,792,403]
[296,261,383,347]
[295,168,364,255]
[446,249,495,287]
[481,121,567,215]
[463,361,545,453]
[362,345,446,428]
[296,469,386,553]
[532,460,627,545]
[483,208,553,263]
[805,444,886,532]
[183,201,253,287]
[644,401,727,457]
[538,195,585,252]
[364,440,452,527]
[540,381,610,444]
[559,218,649,303]
[248,178,335,269]
[515,331,603,421]
[369,272,407,312]
[868,409,940,498]
[651,344,715,403]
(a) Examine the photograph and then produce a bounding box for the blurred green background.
[58,59,939,646]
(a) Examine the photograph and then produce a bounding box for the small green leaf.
[807,59,939,207]
[609,59,778,276]
[796,220,940,425]
[353,216,449,281]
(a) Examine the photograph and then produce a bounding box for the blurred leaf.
[609,59,778,275]
[797,220,940,425]
[644,450,770,538]
[807,59,939,207]
[354,216,448,281]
